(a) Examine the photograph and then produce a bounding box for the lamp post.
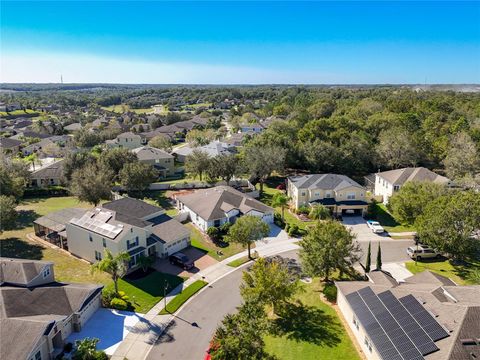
[163,279,169,311]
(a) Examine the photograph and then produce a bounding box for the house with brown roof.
[33,197,192,267]
[374,167,450,203]
[335,270,480,360]
[0,258,103,360]
[176,186,274,232]
[132,146,175,177]
[106,132,143,150]
[30,159,65,188]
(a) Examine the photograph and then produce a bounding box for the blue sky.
[1,1,479,84]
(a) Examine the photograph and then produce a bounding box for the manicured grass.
[405,258,480,285]
[0,196,113,285]
[188,224,248,261]
[0,109,38,117]
[375,203,416,233]
[264,280,361,360]
[140,190,178,217]
[101,104,153,114]
[159,280,208,314]
[111,271,184,314]
[227,256,252,267]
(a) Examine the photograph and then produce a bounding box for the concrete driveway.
[255,224,289,246]
[153,247,218,278]
[67,309,145,355]
[342,215,390,242]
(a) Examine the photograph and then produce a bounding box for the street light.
[163,278,169,311]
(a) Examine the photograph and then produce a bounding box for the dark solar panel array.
[399,295,450,342]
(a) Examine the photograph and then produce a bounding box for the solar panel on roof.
[399,295,449,342]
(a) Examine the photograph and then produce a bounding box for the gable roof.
[377,167,450,186]
[34,207,87,233]
[0,258,52,286]
[102,197,163,219]
[64,122,82,131]
[117,131,141,139]
[176,186,273,221]
[0,137,22,149]
[31,159,65,179]
[289,173,364,191]
[132,146,173,161]
[149,214,191,243]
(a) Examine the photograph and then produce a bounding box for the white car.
[407,245,441,260]
[366,220,385,233]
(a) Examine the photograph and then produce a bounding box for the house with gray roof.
[56,197,191,268]
[374,167,450,203]
[106,131,143,150]
[0,258,103,360]
[336,270,480,360]
[132,146,174,177]
[0,137,22,155]
[172,140,235,162]
[176,186,274,232]
[287,173,368,215]
[30,159,65,188]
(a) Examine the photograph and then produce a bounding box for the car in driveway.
[366,220,385,233]
[169,252,194,270]
[407,245,441,260]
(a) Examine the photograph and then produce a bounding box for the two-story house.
[34,198,190,270]
[106,132,143,150]
[132,146,175,178]
[374,167,450,204]
[287,173,368,216]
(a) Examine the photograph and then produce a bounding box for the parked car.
[169,252,194,270]
[366,220,385,233]
[407,245,441,260]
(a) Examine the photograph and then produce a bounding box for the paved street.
[146,267,244,360]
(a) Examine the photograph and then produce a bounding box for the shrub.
[101,288,116,307]
[297,205,310,215]
[207,226,221,241]
[323,283,337,302]
[274,213,285,228]
[288,224,298,236]
[220,222,232,233]
[110,298,128,310]
[366,199,378,219]
[285,223,290,232]
[117,291,129,301]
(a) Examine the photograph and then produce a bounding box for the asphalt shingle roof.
[289,173,364,191]
[377,167,450,186]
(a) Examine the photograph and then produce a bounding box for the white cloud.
[1,51,347,84]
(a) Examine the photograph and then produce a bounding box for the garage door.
[166,238,189,255]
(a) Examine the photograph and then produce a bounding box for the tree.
[91,249,130,294]
[24,153,40,171]
[100,148,138,180]
[225,215,269,259]
[376,243,382,270]
[70,163,113,206]
[299,220,360,282]
[244,144,286,193]
[149,135,173,152]
[72,338,107,360]
[309,204,330,220]
[210,300,274,360]
[365,242,371,274]
[376,127,420,168]
[185,149,210,181]
[0,155,30,199]
[0,195,17,232]
[214,153,240,183]
[443,132,480,179]
[136,255,153,273]
[388,182,447,225]
[185,128,216,146]
[415,191,480,260]
[119,162,158,194]
[63,151,96,182]
[240,257,298,314]
[75,128,103,148]
[271,193,291,221]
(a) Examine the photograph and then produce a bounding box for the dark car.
[169,252,194,270]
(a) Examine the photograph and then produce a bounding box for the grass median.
[159,280,208,314]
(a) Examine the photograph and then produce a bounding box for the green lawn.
[189,224,247,261]
[111,271,184,314]
[0,196,112,285]
[264,281,361,360]
[159,280,208,314]
[227,256,252,267]
[101,104,153,114]
[0,109,38,117]
[140,190,179,217]
[375,203,416,233]
[405,258,480,285]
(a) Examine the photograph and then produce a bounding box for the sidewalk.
[111,237,299,360]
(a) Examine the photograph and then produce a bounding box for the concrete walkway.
[111,237,299,360]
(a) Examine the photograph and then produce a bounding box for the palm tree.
[271,193,291,221]
[91,249,130,294]
[309,204,330,220]
[136,255,154,273]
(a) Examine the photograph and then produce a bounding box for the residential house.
[63,123,82,132]
[34,198,190,268]
[0,258,103,360]
[130,123,151,133]
[374,167,450,203]
[287,173,368,216]
[0,137,22,155]
[30,159,65,188]
[336,270,480,360]
[223,131,257,148]
[132,146,175,177]
[21,135,72,156]
[172,140,235,163]
[106,132,143,150]
[11,131,51,141]
[176,186,274,232]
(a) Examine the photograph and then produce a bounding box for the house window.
[102,238,106,247]
[353,316,360,330]
[301,191,306,196]
[95,251,102,261]
[127,237,139,250]
[89,234,93,242]
[394,185,400,191]
[364,336,372,352]
[325,192,331,198]
[43,267,50,278]
[347,193,356,200]
[34,351,42,360]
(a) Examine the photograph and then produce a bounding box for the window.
[34,351,42,360]
[394,185,400,191]
[89,234,93,242]
[325,192,331,198]
[95,251,102,261]
[127,237,139,250]
[347,193,356,200]
[314,192,319,196]
[102,238,106,247]
[43,267,50,278]
[353,316,359,330]
[364,336,372,352]
[301,191,306,196]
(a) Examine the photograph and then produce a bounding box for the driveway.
[67,309,145,355]
[153,247,218,278]
[356,239,414,264]
[342,215,391,242]
[255,224,289,246]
